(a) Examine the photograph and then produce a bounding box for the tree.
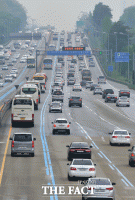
[120,6,135,29]
[93,2,112,28]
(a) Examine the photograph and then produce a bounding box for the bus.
[32,74,46,93]
[43,57,53,70]
[11,95,34,127]
[27,56,35,68]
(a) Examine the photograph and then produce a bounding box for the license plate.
[20,117,25,120]
[77,151,84,152]
[95,189,104,192]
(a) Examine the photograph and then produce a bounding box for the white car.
[2,65,8,70]
[4,75,13,82]
[10,72,17,78]
[109,129,131,146]
[20,58,26,63]
[116,97,130,107]
[11,68,18,74]
[52,118,71,135]
[72,84,82,91]
[68,159,96,181]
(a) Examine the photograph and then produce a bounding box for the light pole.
[119,32,129,80]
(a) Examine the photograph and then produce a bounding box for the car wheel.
[31,122,34,127]
[39,98,40,103]
[68,174,72,181]
[49,110,51,113]
[110,141,113,146]
[67,130,70,135]
[12,122,15,127]
[127,143,130,146]
[11,153,14,157]
[60,110,62,113]
[68,157,72,161]
[69,104,71,107]
[31,153,34,157]
[116,104,119,107]
[53,130,56,135]
[129,160,134,167]
[80,104,82,107]
[82,196,85,200]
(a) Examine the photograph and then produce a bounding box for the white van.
[21,84,39,110]
[26,80,41,103]
[11,95,34,127]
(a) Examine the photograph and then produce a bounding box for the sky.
[17,0,135,31]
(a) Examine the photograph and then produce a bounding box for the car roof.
[55,118,67,120]
[13,132,32,135]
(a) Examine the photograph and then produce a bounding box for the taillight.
[131,153,134,157]
[112,136,117,138]
[70,99,73,101]
[79,99,82,101]
[125,136,130,138]
[32,141,34,148]
[67,124,70,128]
[70,149,75,152]
[70,167,76,170]
[88,187,95,190]
[36,99,38,104]
[32,114,34,120]
[106,187,113,191]
[89,168,95,171]
[113,92,114,94]
[44,85,45,88]
[107,97,111,98]
[115,97,117,99]
[85,149,91,152]
[11,114,13,119]
[53,124,56,127]
[12,141,14,147]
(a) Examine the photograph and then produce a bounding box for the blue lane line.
[121,179,129,187]
[99,151,112,164]
[40,35,60,200]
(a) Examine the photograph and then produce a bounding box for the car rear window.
[55,120,67,123]
[73,160,92,165]
[71,143,89,148]
[14,134,32,141]
[88,179,111,185]
[114,131,128,135]
[105,89,113,93]
[71,97,80,99]
[53,91,62,95]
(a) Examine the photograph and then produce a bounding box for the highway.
[0,32,135,200]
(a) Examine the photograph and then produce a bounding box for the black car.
[80,80,87,86]
[119,90,130,98]
[68,96,82,107]
[128,146,135,167]
[71,59,77,63]
[66,142,92,161]
[105,94,117,103]
[102,89,114,99]
[67,72,75,79]
[90,84,98,91]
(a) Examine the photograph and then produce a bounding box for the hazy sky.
[17,0,135,31]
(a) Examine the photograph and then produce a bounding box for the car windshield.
[53,91,62,95]
[71,143,89,148]
[14,134,32,141]
[55,120,67,123]
[22,88,36,94]
[73,160,92,165]
[52,103,60,106]
[114,131,128,135]
[88,179,111,185]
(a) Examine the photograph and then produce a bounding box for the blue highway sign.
[47,51,91,56]
[108,65,113,72]
[115,52,129,62]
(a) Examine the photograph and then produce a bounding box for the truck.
[98,76,106,84]
[81,69,92,81]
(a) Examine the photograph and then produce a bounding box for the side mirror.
[51,122,53,124]
[129,133,131,135]
[66,145,70,147]
[34,138,36,141]
[128,149,131,151]
[112,183,116,185]
[67,163,70,165]
[108,132,112,134]
[69,122,71,124]
[90,146,93,148]
[94,164,96,166]
[9,137,12,140]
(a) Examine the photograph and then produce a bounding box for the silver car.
[82,178,116,200]
[49,101,62,113]
[10,133,36,157]
[93,87,102,95]
[52,118,71,135]
[4,75,13,82]
[85,81,93,89]
[0,81,4,87]
[67,159,96,181]
[116,97,130,107]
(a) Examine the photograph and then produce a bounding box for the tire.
[53,130,56,135]
[82,197,85,200]
[80,104,82,107]
[68,157,72,161]
[67,130,70,135]
[69,104,71,107]
[31,122,34,127]
[12,122,15,127]
[116,104,119,107]
[129,160,134,167]
[31,153,34,157]
[49,110,51,113]
[68,174,72,181]
[39,98,40,103]
[36,104,38,110]
[60,110,62,113]
[110,141,112,146]
[11,152,14,157]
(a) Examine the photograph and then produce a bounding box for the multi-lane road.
[0,32,135,200]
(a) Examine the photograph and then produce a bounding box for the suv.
[119,90,130,98]
[10,133,36,157]
[98,76,106,84]
[68,96,82,107]
[52,118,71,135]
[102,89,114,99]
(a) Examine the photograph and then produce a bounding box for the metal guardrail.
[0,99,12,127]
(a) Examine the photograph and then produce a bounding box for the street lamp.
[114,32,117,52]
